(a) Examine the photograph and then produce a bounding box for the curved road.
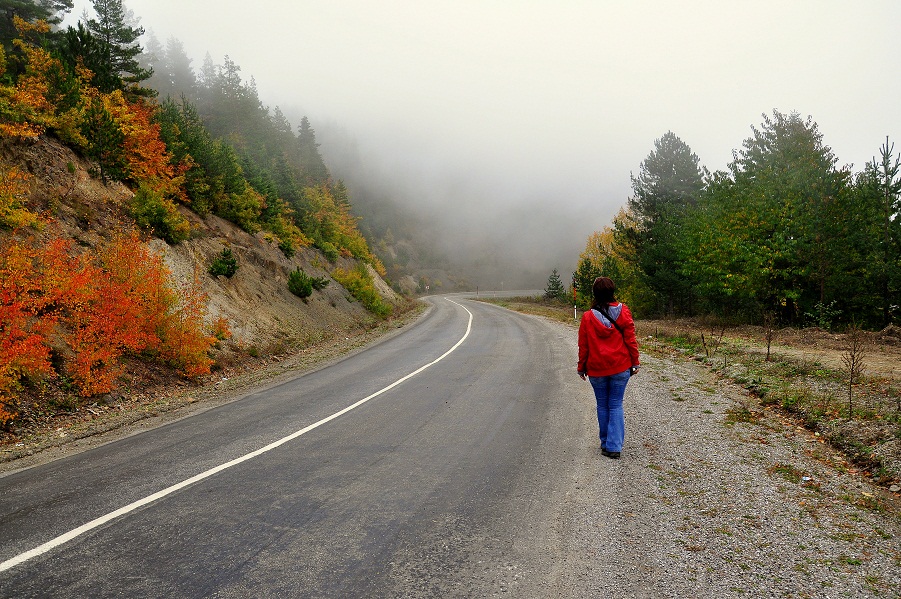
[0,296,588,597]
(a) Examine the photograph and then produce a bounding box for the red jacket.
[577,303,640,377]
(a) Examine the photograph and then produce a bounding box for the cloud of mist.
[310,117,604,289]
[67,1,901,288]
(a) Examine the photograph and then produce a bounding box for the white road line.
[0,298,474,573]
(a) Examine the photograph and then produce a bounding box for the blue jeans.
[589,369,631,452]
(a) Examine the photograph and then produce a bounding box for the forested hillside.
[141,38,465,294]
[0,0,405,430]
[576,111,900,331]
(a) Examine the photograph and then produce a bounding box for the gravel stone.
[551,331,901,598]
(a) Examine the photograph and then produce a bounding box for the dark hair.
[591,276,616,309]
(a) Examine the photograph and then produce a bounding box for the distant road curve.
[0,295,588,597]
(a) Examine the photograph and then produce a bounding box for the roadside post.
[572,285,577,320]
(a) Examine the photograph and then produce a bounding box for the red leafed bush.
[0,236,61,423]
[60,234,162,396]
[156,272,215,378]
[62,232,216,395]
[0,231,219,424]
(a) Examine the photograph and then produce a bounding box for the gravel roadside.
[3,306,899,597]
[0,305,427,476]
[548,319,901,598]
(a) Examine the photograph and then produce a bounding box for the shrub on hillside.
[217,186,263,234]
[0,167,39,230]
[333,265,392,318]
[130,185,191,244]
[0,231,217,425]
[288,267,329,299]
[288,268,312,298]
[209,247,238,278]
[0,235,59,424]
[154,275,216,378]
[317,240,340,262]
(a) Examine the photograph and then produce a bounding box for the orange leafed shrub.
[0,19,56,140]
[60,235,164,396]
[156,273,215,378]
[63,232,217,395]
[103,92,179,192]
[62,262,140,396]
[0,237,58,423]
[0,166,39,229]
[1,232,219,420]
[211,316,232,342]
[98,229,173,338]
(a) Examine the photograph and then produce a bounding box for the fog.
[71,1,901,288]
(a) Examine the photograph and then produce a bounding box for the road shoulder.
[0,303,429,476]
[558,346,901,597]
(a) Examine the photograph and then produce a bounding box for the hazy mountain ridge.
[0,134,407,428]
[8,133,403,341]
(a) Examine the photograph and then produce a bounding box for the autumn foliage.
[0,236,58,424]
[0,12,389,427]
[0,231,216,425]
[1,15,382,272]
[0,166,39,229]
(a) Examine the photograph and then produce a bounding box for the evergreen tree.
[85,0,150,93]
[296,116,329,185]
[731,111,848,321]
[81,99,125,183]
[141,34,194,100]
[197,52,216,90]
[271,106,292,137]
[0,0,73,48]
[544,268,566,301]
[163,36,195,96]
[573,258,601,308]
[138,30,163,90]
[681,111,850,324]
[627,131,704,315]
[864,138,901,325]
[825,169,884,327]
[58,21,117,92]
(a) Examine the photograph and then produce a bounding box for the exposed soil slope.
[0,135,412,456]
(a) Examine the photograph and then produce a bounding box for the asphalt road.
[0,296,587,598]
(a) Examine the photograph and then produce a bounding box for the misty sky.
[69,1,901,288]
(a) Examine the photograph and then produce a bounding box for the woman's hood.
[591,304,623,329]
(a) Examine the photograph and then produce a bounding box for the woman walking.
[577,277,640,459]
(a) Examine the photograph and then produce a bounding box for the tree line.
[0,0,395,424]
[575,111,900,330]
[0,0,383,271]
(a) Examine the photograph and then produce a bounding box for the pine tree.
[81,99,125,183]
[0,0,73,49]
[296,116,329,185]
[545,268,566,301]
[628,131,704,316]
[59,22,117,92]
[142,34,194,100]
[85,0,150,93]
[163,36,195,96]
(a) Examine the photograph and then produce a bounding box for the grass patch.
[768,462,805,484]
[484,297,901,486]
[725,401,760,424]
[477,296,576,324]
[652,327,901,485]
